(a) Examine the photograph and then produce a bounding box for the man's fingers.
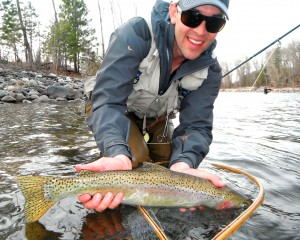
[108,192,124,209]
[95,192,114,212]
[181,168,226,188]
[84,193,102,209]
[179,208,187,212]
[78,193,92,203]
[209,174,225,188]
[198,170,225,187]
[75,161,104,172]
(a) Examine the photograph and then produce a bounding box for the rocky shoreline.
[1,64,299,104]
[0,67,85,104]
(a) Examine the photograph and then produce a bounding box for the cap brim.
[178,0,229,19]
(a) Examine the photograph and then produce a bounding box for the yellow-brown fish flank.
[17,163,252,222]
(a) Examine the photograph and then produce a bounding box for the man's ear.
[169,3,178,25]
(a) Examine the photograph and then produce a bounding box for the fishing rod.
[222,23,300,78]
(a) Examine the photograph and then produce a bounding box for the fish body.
[17,163,252,222]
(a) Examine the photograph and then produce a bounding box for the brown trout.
[17,162,252,222]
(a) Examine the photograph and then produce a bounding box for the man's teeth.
[189,38,203,45]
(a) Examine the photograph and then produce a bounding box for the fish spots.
[18,162,251,222]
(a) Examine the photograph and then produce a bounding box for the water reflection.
[21,205,245,240]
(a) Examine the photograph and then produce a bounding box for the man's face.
[169,4,222,60]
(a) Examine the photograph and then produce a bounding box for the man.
[76,0,229,212]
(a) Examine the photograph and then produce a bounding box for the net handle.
[211,162,265,240]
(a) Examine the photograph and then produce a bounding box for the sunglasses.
[177,6,226,33]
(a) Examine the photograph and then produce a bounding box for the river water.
[0,92,299,240]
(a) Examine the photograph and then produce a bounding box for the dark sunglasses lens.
[206,17,226,33]
[181,10,203,28]
[181,10,226,33]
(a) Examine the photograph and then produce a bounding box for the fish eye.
[241,202,250,210]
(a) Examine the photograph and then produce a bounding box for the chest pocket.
[133,49,160,94]
[180,67,208,91]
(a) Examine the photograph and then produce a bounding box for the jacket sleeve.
[87,17,151,159]
[169,62,222,168]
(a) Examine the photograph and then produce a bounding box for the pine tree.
[0,0,22,61]
[58,0,98,73]
[16,0,33,64]
[22,1,39,58]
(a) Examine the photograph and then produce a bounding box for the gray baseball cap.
[178,0,229,19]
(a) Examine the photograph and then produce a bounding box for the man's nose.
[193,21,208,35]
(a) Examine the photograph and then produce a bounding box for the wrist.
[114,155,132,170]
[170,162,190,172]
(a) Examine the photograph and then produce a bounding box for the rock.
[29,79,38,87]
[58,78,65,84]
[29,94,39,100]
[27,71,36,78]
[47,73,57,79]
[47,85,70,99]
[15,93,26,102]
[38,95,51,102]
[53,82,61,87]
[72,83,81,89]
[29,89,40,96]
[22,99,32,104]
[56,97,67,102]
[65,83,73,89]
[22,78,30,86]
[2,95,17,103]
[22,77,30,82]
[35,86,47,95]
[0,83,6,89]
[0,90,6,98]
[66,89,83,100]
[8,92,16,97]
[7,86,16,91]
[10,79,18,85]
[21,90,30,98]
[0,67,85,104]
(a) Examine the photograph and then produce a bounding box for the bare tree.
[16,0,33,64]
[115,0,123,24]
[51,0,61,72]
[98,0,105,58]
[109,0,116,30]
[221,62,232,88]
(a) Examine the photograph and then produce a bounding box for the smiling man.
[78,0,229,212]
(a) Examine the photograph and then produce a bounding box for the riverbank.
[1,63,299,104]
[220,87,300,93]
[0,63,85,104]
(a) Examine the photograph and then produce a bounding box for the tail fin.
[17,176,57,222]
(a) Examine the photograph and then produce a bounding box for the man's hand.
[75,155,132,212]
[170,162,225,212]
